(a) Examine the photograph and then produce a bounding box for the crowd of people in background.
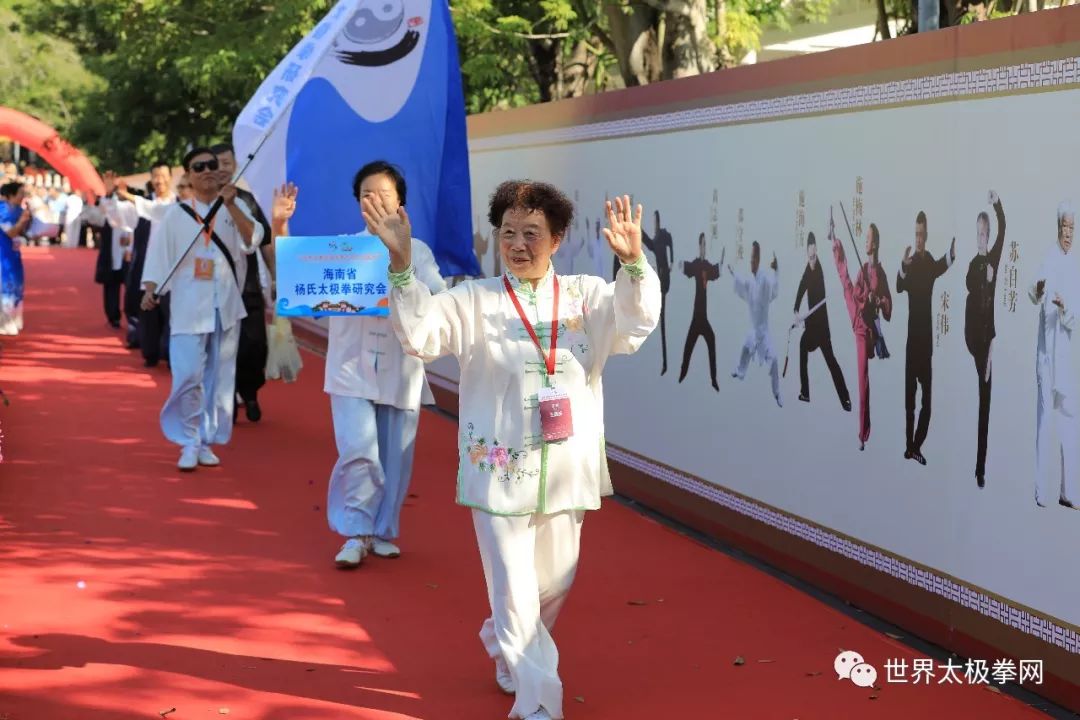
[0,152,273,428]
[0,162,89,249]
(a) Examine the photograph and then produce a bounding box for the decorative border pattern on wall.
[606,445,1080,655]
[471,57,1080,153]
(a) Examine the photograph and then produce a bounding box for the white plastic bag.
[265,314,303,383]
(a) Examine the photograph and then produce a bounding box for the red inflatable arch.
[0,106,105,197]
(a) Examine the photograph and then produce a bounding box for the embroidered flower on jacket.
[488,445,509,467]
[563,314,584,333]
[462,423,539,484]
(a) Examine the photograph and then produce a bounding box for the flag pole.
[151,130,277,299]
[151,0,357,300]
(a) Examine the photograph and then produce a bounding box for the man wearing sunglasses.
[140,147,263,471]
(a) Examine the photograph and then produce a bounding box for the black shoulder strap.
[177,203,238,284]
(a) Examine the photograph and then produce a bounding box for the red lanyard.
[503,274,559,376]
[189,203,217,248]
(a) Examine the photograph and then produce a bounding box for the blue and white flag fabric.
[233,0,480,278]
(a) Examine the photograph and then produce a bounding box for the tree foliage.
[451,0,841,113]
[12,0,334,172]
[0,1,103,144]
[4,0,1062,173]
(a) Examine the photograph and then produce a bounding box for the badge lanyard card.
[503,275,574,443]
[190,205,217,281]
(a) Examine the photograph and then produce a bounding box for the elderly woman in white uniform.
[270,161,448,567]
[363,181,660,720]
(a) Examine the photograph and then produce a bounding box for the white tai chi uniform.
[131,192,177,224]
[62,193,84,247]
[325,236,446,541]
[390,257,660,720]
[1029,241,1080,507]
[141,198,261,449]
[101,196,140,264]
[731,266,781,397]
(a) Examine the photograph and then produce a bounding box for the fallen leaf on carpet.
[869,695,878,700]
[574,696,585,703]
[805,671,822,677]
[628,599,648,606]
[758,659,775,664]
[306,668,316,672]
[426,583,439,589]
[734,656,745,666]
[657,598,665,603]
[985,686,1002,694]
[219,709,230,715]
[885,632,903,640]
[159,709,176,718]
[408,493,419,498]
[243,665,257,670]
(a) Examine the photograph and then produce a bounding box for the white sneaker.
[178,446,199,471]
[334,537,370,568]
[197,446,220,466]
[494,655,515,695]
[371,538,401,558]
[524,708,552,720]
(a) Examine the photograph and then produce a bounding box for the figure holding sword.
[830,205,892,451]
[791,231,852,411]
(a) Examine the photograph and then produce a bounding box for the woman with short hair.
[364,181,661,720]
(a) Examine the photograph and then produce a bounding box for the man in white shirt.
[729,240,783,408]
[1030,202,1080,509]
[62,191,84,248]
[86,192,128,329]
[97,174,144,347]
[116,161,177,366]
[140,147,262,471]
[270,161,447,567]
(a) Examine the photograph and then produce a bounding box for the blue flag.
[234,0,480,278]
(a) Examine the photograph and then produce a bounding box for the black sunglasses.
[190,159,219,174]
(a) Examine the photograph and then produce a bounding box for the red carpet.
[0,247,1051,719]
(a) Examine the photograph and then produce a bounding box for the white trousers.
[734,331,780,396]
[326,395,419,540]
[1035,380,1079,506]
[161,311,239,448]
[473,509,585,720]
